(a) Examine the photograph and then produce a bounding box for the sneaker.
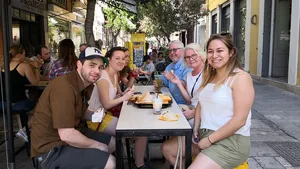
[16,129,28,142]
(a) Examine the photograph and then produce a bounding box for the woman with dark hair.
[188,33,254,169]
[49,39,78,80]
[0,45,40,141]
[119,48,138,89]
[88,47,150,169]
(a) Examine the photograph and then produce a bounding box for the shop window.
[221,5,230,32]
[48,16,70,58]
[211,14,218,34]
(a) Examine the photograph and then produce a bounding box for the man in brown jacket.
[31,47,115,169]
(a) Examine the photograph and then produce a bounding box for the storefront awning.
[48,4,76,21]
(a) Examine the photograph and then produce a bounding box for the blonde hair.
[183,43,206,66]
[9,45,24,60]
[200,33,242,91]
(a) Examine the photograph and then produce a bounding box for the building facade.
[47,0,79,57]
[10,0,47,57]
[206,0,300,93]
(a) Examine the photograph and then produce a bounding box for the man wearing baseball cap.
[31,47,116,169]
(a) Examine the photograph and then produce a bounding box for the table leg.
[116,136,123,169]
[185,131,192,169]
[125,138,132,169]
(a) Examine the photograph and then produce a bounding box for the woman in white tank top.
[162,43,207,167]
[165,43,206,125]
[87,47,150,169]
[188,33,254,169]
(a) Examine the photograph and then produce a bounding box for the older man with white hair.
[154,40,192,104]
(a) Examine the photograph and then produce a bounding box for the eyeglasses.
[184,54,198,60]
[168,48,182,53]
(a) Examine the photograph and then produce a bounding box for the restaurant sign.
[12,0,46,15]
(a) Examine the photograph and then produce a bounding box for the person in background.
[0,45,40,142]
[139,55,155,81]
[49,39,78,80]
[79,43,88,53]
[88,47,150,169]
[155,52,166,72]
[31,47,116,169]
[35,45,51,80]
[156,52,165,65]
[154,40,192,104]
[150,48,158,64]
[162,43,206,167]
[192,33,253,169]
[119,48,138,89]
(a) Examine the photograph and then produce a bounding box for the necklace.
[190,70,203,98]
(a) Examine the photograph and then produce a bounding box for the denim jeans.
[0,99,35,112]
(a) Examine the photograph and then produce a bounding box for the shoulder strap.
[228,73,240,88]
[14,63,22,70]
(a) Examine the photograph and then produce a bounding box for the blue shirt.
[162,58,192,104]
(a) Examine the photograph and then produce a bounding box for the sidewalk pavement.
[248,80,300,169]
[0,80,300,169]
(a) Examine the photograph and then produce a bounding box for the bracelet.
[207,135,213,144]
[33,67,40,71]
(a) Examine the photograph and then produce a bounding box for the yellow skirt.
[87,112,114,132]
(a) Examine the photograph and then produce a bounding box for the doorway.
[272,0,291,79]
[234,0,246,67]
[12,17,42,57]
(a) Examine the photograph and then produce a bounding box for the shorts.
[36,128,111,169]
[200,128,250,169]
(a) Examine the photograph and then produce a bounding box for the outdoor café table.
[116,85,192,169]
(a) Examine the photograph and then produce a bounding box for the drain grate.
[265,142,300,166]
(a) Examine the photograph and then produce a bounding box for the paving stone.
[275,157,292,167]
[248,158,263,169]
[251,128,280,136]
[250,142,278,157]
[251,119,274,129]
[265,115,283,121]
[251,135,297,142]
[265,142,300,167]
[255,157,285,169]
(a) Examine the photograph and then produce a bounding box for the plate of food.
[134,92,172,108]
[130,92,142,101]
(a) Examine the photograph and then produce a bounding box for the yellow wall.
[297,32,300,85]
[207,0,228,11]
[249,0,260,75]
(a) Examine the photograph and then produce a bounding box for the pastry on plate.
[136,92,152,103]
[159,111,180,121]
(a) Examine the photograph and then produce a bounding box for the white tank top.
[198,74,251,136]
[88,70,117,111]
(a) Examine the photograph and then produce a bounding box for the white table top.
[116,86,192,131]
